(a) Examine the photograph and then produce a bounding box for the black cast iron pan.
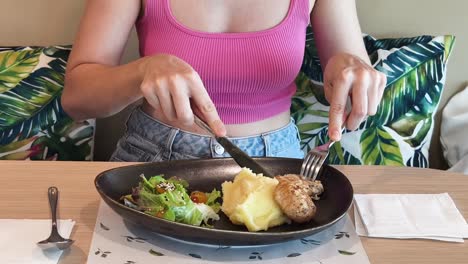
[95,157,353,246]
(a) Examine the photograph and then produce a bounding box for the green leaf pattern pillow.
[293,29,455,167]
[0,46,95,160]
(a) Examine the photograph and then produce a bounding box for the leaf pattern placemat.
[87,201,369,264]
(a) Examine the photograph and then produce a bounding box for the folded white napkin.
[354,193,468,243]
[0,219,75,264]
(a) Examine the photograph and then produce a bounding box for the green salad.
[121,174,221,227]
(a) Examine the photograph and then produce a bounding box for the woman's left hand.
[323,52,387,141]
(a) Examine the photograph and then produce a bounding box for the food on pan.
[221,168,324,231]
[221,168,290,232]
[121,168,324,231]
[274,174,324,223]
[121,174,221,227]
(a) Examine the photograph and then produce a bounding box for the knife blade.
[194,115,273,177]
[215,136,273,177]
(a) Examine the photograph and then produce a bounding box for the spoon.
[37,186,74,250]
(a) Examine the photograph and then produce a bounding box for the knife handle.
[194,115,216,137]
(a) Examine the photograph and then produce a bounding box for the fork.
[301,97,352,181]
[300,128,345,181]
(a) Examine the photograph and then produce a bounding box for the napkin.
[354,193,468,243]
[0,219,75,264]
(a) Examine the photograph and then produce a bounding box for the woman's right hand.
[139,54,226,137]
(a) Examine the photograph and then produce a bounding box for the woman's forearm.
[61,0,143,121]
[311,0,370,68]
[62,58,147,121]
[309,0,386,140]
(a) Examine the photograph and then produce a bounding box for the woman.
[62,0,386,162]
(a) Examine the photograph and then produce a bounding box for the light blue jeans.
[110,107,304,162]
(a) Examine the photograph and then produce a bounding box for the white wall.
[1,0,466,168]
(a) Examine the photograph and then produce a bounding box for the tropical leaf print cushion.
[292,29,455,167]
[0,46,95,161]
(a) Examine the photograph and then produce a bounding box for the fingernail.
[331,130,341,141]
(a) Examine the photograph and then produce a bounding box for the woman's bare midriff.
[141,100,291,137]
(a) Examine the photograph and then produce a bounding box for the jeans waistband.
[125,107,301,158]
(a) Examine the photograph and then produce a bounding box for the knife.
[194,116,273,177]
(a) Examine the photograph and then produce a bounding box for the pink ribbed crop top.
[136,0,310,124]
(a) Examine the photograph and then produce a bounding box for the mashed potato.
[221,168,290,231]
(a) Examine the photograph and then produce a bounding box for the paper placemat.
[87,201,369,263]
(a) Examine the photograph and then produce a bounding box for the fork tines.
[300,151,327,181]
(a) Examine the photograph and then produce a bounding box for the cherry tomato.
[155,210,165,218]
[155,186,166,194]
[190,191,208,204]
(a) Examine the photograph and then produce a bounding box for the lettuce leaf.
[205,189,222,213]
[125,174,219,226]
